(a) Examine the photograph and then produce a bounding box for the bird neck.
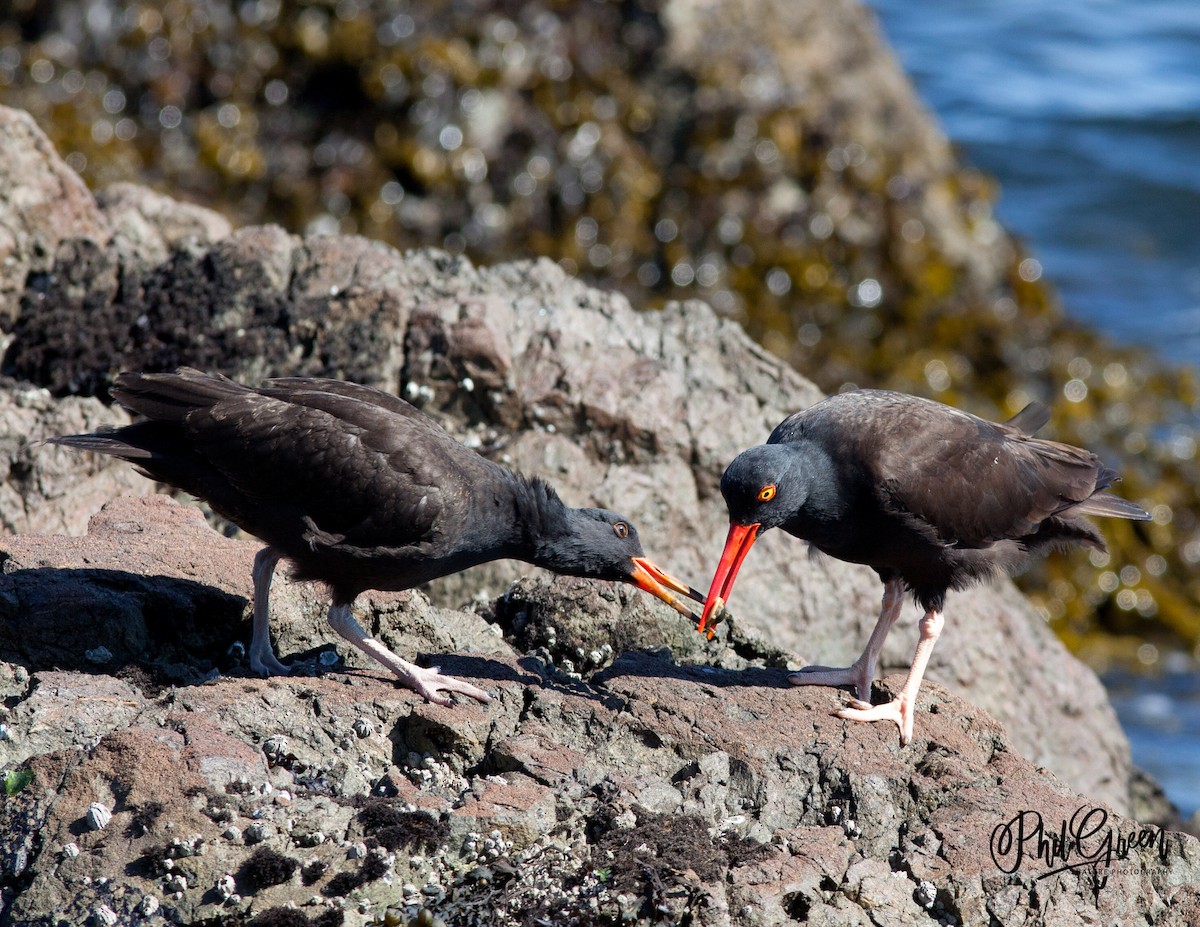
[512,476,577,568]
[783,440,848,525]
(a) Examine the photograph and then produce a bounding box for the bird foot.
[788,662,873,704]
[248,647,293,677]
[403,664,492,707]
[835,695,915,746]
[324,603,490,707]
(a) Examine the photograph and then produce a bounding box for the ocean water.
[1107,667,1200,819]
[867,0,1200,363]
[866,0,1200,819]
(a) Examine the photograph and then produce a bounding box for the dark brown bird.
[698,389,1150,744]
[50,368,705,705]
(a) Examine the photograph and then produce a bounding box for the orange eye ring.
[758,484,777,502]
[613,521,629,538]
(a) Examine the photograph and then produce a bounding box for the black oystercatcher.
[51,368,705,705]
[698,389,1150,744]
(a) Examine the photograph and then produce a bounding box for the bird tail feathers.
[44,433,152,460]
[1005,401,1051,435]
[1070,492,1152,522]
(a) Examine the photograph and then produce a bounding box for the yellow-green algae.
[2,0,1197,669]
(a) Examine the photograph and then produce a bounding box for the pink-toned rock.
[0,107,109,324]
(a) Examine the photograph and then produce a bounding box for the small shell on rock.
[352,717,374,739]
[61,842,80,859]
[84,646,113,665]
[915,880,937,909]
[319,649,340,666]
[243,822,269,844]
[164,873,187,893]
[347,842,368,859]
[92,904,118,926]
[85,802,112,831]
[222,825,242,842]
[262,735,288,759]
[215,874,236,900]
[0,722,10,741]
[171,835,205,858]
[139,895,160,917]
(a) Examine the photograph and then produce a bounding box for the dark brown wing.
[863,396,1108,546]
[263,376,437,424]
[779,390,1112,548]
[181,382,505,554]
[96,371,507,558]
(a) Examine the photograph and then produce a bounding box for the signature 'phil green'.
[990,805,1171,886]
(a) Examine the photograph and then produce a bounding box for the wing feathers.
[53,370,483,554]
[810,390,1145,548]
[111,367,247,422]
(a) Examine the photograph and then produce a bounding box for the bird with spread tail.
[698,388,1151,744]
[51,368,705,705]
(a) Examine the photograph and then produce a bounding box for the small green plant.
[3,769,34,797]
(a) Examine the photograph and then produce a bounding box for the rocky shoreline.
[0,104,1198,924]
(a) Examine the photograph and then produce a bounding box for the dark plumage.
[51,368,704,705]
[699,388,1150,744]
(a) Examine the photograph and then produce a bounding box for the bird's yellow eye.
[613,521,629,538]
[758,484,777,502]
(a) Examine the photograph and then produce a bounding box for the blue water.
[865,0,1200,820]
[1107,670,1200,819]
[867,0,1200,362]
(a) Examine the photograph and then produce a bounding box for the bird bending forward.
[51,368,704,705]
[699,389,1150,744]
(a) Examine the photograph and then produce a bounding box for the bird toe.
[406,667,491,706]
[249,657,293,677]
[835,697,915,745]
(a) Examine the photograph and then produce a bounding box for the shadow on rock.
[595,649,794,690]
[0,565,246,686]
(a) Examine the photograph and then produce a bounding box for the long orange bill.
[630,557,706,619]
[698,522,761,638]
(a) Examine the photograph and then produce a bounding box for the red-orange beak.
[698,522,761,638]
[629,557,707,619]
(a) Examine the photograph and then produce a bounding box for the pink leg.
[788,576,905,704]
[836,607,944,745]
[248,547,291,676]
[325,603,491,706]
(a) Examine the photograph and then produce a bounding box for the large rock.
[0,96,1188,921]
[0,103,1145,818]
[0,108,109,328]
[0,497,1197,926]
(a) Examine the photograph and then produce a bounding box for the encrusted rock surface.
[0,96,1193,924]
[1,497,1198,926]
